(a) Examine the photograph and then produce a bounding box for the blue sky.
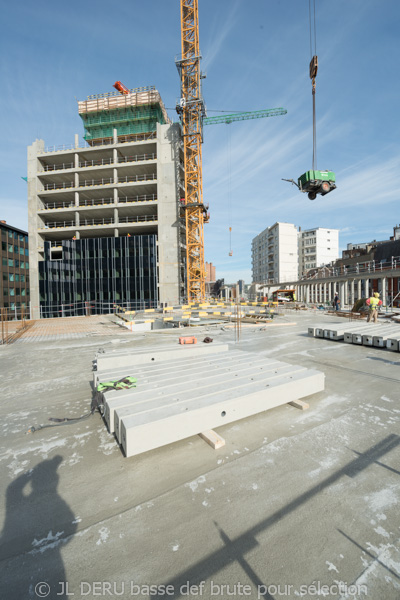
[1,0,399,284]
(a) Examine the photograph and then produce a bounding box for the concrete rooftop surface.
[0,311,399,600]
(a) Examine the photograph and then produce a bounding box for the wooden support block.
[289,399,309,410]
[199,430,225,449]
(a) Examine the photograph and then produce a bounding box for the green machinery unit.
[282,170,336,200]
[298,170,336,200]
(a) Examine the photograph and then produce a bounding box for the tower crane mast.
[176,1,287,300]
[176,0,207,302]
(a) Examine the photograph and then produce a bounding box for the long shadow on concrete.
[154,434,400,600]
[0,455,77,600]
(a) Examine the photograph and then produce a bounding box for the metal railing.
[78,197,114,207]
[117,193,157,203]
[40,194,157,211]
[40,221,75,229]
[40,201,75,210]
[118,174,156,184]
[80,217,114,226]
[79,157,113,168]
[43,181,75,191]
[301,256,400,280]
[118,153,156,164]
[43,162,74,172]
[118,215,157,224]
[79,177,113,187]
[37,299,159,319]
[41,215,158,229]
[40,132,157,154]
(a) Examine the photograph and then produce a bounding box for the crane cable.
[227,125,233,256]
[309,0,318,170]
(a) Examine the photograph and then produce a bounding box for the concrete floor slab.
[0,312,399,599]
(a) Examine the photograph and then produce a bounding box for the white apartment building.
[298,227,339,276]
[251,222,298,284]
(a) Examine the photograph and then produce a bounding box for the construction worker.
[333,292,340,311]
[366,292,382,323]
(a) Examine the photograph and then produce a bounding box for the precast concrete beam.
[104,355,280,434]
[95,350,236,386]
[386,337,400,351]
[96,352,268,388]
[94,343,229,372]
[120,367,325,458]
[114,362,311,441]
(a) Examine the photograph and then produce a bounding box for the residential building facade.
[298,227,339,276]
[0,221,30,317]
[251,222,298,284]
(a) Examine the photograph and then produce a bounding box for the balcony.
[38,214,158,230]
[117,174,156,185]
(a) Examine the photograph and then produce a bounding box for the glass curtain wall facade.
[39,235,157,318]
[0,222,30,317]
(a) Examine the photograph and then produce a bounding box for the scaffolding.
[78,87,171,144]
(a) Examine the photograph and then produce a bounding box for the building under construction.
[27,86,185,319]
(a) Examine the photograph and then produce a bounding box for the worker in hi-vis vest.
[366,292,382,323]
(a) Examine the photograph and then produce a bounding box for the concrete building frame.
[27,120,184,319]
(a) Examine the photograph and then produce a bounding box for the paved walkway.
[11,315,126,343]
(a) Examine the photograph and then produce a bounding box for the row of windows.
[1,242,29,255]
[3,288,29,296]
[40,269,152,281]
[2,302,27,310]
[1,229,28,243]
[1,258,29,268]
[2,273,28,282]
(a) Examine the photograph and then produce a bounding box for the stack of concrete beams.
[94,344,324,458]
[308,322,400,350]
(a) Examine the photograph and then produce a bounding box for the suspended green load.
[282,1,337,201]
[298,170,336,200]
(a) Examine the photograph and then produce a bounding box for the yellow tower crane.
[176,0,207,302]
[176,1,287,301]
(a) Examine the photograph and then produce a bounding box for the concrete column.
[364,279,369,297]
[113,148,118,165]
[305,286,310,303]
[114,228,119,238]
[114,207,118,226]
[350,280,355,306]
[357,279,361,301]
[27,139,45,319]
[75,231,80,240]
[74,153,79,169]
[381,277,387,306]
[74,134,79,149]
[157,122,181,305]
[75,191,79,208]
[114,188,118,205]
[113,128,118,144]
[113,168,118,185]
[319,283,322,303]
[74,172,79,188]
[323,283,327,303]
[75,211,80,226]
[339,282,345,307]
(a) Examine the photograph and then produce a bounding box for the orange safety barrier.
[179,336,197,345]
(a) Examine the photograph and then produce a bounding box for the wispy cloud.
[202,0,241,72]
